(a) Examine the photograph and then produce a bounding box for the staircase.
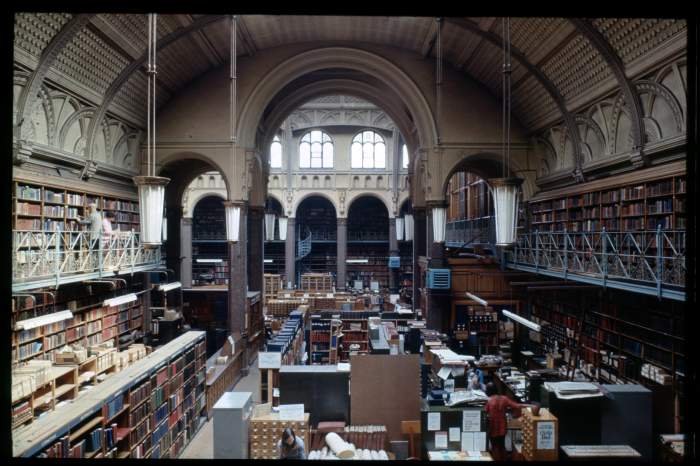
[296,227,312,261]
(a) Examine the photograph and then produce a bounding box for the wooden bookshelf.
[13,332,207,458]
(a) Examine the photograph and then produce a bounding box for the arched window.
[402,144,409,169]
[270,135,282,168]
[299,130,333,168]
[351,130,386,169]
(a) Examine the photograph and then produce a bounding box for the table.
[428,450,493,461]
[561,445,641,459]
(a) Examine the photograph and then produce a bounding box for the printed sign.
[537,421,556,450]
[462,409,481,431]
[427,412,441,431]
[258,352,282,369]
[278,404,304,421]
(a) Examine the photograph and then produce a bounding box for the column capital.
[181,216,193,225]
[425,200,449,209]
[337,217,348,226]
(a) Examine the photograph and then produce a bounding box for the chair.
[401,420,422,460]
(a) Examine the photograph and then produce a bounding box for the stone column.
[227,203,248,372]
[412,208,427,314]
[180,217,193,288]
[425,203,448,332]
[389,217,399,293]
[285,217,296,288]
[247,206,264,293]
[337,218,347,291]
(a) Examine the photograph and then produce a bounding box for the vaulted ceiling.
[14,14,687,135]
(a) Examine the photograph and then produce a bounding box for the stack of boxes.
[249,403,310,459]
[521,407,559,461]
[641,363,673,385]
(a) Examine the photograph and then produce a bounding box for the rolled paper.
[325,432,354,459]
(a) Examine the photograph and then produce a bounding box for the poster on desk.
[462,409,481,431]
[537,421,556,450]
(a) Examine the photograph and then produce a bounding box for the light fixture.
[104,293,138,307]
[346,259,369,264]
[396,217,405,241]
[134,13,169,248]
[224,201,241,242]
[404,214,414,241]
[162,215,167,241]
[158,281,182,292]
[265,213,276,241]
[465,292,488,307]
[502,309,541,332]
[432,206,446,243]
[264,259,273,263]
[15,310,73,331]
[196,258,223,264]
[278,217,288,241]
[489,17,523,247]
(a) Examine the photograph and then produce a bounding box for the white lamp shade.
[162,216,167,241]
[404,214,414,241]
[133,176,169,247]
[431,207,447,243]
[265,213,276,241]
[224,201,241,242]
[15,310,73,331]
[278,217,288,241]
[489,177,523,246]
[395,217,405,241]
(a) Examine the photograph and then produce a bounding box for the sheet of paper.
[462,409,481,431]
[434,432,448,449]
[337,362,351,372]
[427,412,441,431]
[258,352,282,369]
[451,366,466,377]
[537,421,556,449]
[474,432,487,452]
[449,427,461,442]
[467,450,482,458]
[278,404,304,421]
[272,388,280,397]
[437,367,452,380]
[461,432,474,452]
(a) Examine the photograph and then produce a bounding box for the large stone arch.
[155,149,231,199]
[183,190,226,219]
[292,191,338,219]
[266,192,286,213]
[345,192,394,219]
[237,47,438,156]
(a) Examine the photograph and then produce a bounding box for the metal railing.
[505,227,685,300]
[13,229,161,291]
[296,228,312,260]
[445,217,496,247]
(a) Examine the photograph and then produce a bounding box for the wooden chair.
[401,420,422,460]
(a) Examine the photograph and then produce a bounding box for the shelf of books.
[528,174,685,236]
[13,180,140,233]
[13,331,207,458]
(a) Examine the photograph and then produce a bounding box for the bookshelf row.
[13,333,207,458]
[13,181,140,233]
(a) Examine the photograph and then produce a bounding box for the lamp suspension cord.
[146,13,158,178]
[146,14,152,177]
[436,17,442,145]
[501,17,512,179]
[152,13,157,178]
[231,15,237,177]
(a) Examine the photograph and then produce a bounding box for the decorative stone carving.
[80,159,98,180]
[13,141,33,165]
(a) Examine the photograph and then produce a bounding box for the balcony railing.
[505,227,685,301]
[445,217,495,247]
[13,229,162,292]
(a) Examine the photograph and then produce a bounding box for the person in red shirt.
[484,382,537,461]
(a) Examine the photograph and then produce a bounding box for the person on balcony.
[101,211,117,250]
[78,203,102,249]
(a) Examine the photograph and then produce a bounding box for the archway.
[295,195,338,282]
[264,196,285,275]
[346,196,390,290]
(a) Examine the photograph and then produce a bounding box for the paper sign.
[444,379,455,393]
[537,421,555,449]
[390,345,399,355]
[278,404,304,421]
[449,427,461,442]
[435,431,448,449]
[461,432,474,452]
[437,367,452,380]
[474,432,487,452]
[462,410,481,431]
[273,388,280,397]
[258,352,282,369]
[427,412,441,431]
[337,362,351,372]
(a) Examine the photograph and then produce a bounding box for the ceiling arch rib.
[445,17,584,179]
[85,14,226,160]
[15,14,95,139]
[569,18,645,165]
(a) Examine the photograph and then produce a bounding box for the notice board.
[350,354,420,441]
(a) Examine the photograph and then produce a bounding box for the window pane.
[375,142,385,168]
[270,141,282,168]
[363,131,374,142]
[302,132,310,143]
[351,142,362,168]
[352,133,362,144]
[323,142,333,168]
[363,142,374,168]
[311,141,322,157]
[311,155,322,168]
[311,130,321,142]
[374,133,384,144]
[300,142,310,168]
[322,132,331,143]
[402,144,409,168]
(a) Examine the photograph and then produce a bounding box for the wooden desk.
[561,445,642,459]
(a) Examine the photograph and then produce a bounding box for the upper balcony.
[13,229,162,293]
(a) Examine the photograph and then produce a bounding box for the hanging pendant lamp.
[225,15,240,243]
[489,17,522,247]
[395,217,405,241]
[278,217,288,241]
[134,13,169,247]
[162,215,167,241]
[404,214,414,241]
[224,201,241,242]
[431,207,447,243]
[265,213,276,241]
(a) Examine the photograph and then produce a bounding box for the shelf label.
[278,403,304,421]
[537,421,556,450]
[258,352,281,369]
